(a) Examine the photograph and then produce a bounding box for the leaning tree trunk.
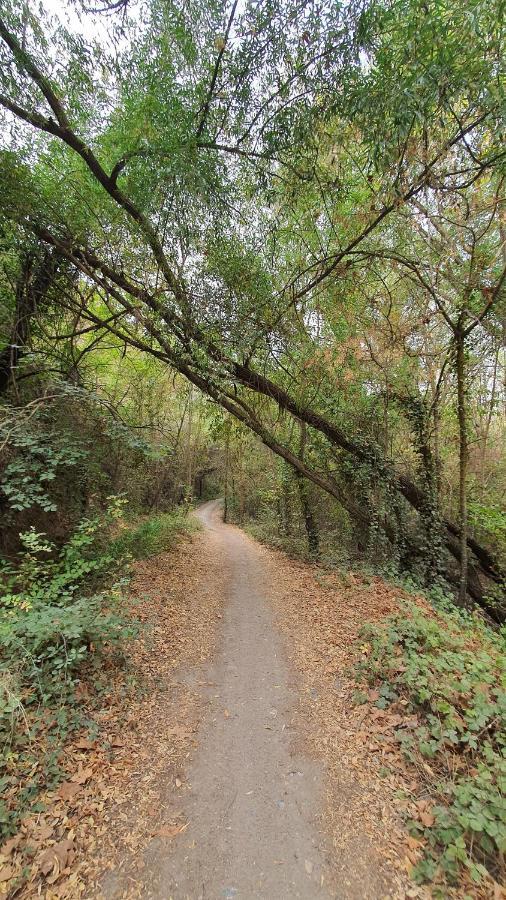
[456,330,469,603]
[0,248,59,395]
[295,422,320,560]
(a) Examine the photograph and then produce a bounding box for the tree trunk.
[456,331,469,603]
[0,248,59,395]
[296,422,320,560]
[296,472,320,559]
[223,428,230,523]
[186,385,193,501]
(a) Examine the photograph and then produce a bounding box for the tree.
[0,0,504,613]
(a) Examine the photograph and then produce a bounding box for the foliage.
[0,0,505,882]
[108,508,197,561]
[0,415,87,514]
[469,501,506,557]
[0,495,197,836]
[0,0,504,617]
[356,601,506,886]
[1,497,126,606]
[0,500,134,836]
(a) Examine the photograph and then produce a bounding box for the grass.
[108,507,198,561]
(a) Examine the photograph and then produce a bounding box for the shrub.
[108,508,195,560]
[356,600,506,887]
[0,500,135,836]
[0,496,134,697]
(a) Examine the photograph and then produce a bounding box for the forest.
[0,0,505,896]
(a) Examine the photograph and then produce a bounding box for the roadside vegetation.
[356,600,505,889]
[0,501,194,839]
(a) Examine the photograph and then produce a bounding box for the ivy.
[356,600,506,886]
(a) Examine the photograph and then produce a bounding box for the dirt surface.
[125,499,333,899]
[3,502,429,898]
[264,548,425,900]
[99,500,412,900]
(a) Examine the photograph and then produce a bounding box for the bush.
[356,601,506,887]
[0,500,135,836]
[1,592,133,696]
[0,499,133,677]
[0,501,193,836]
[108,508,196,560]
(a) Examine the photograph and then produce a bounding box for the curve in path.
[145,499,333,899]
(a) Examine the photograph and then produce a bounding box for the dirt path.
[128,499,332,898]
[94,500,415,900]
[0,502,438,898]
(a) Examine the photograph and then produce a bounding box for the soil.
[2,500,434,899]
[98,501,413,899]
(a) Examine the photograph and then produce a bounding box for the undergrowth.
[0,501,193,838]
[356,599,506,890]
[108,507,197,561]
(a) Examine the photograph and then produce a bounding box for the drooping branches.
[1,0,504,618]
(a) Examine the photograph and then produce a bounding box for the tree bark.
[456,331,469,603]
[295,423,320,559]
[0,249,58,395]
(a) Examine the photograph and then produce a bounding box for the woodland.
[0,0,505,893]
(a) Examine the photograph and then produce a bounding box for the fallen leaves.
[1,527,228,899]
[0,865,14,883]
[39,839,75,883]
[71,767,93,785]
[266,548,433,899]
[154,822,188,839]
[415,800,435,828]
[57,782,81,802]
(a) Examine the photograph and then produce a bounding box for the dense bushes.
[0,500,193,837]
[108,508,197,561]
[356,601,505,887]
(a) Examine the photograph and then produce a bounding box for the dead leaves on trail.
[1,529,227,899]
[265,553,433,899]
[264,551,501,899]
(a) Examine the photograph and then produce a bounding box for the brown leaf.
[57,782,81,802]
[419,810,435,828]
[74,738,95,750]
[0,865,14,883]
[33,823,54,842]
[71,767,93,785]
[39,839,74,880]
[0,834,22,857]
[39,850,55,877]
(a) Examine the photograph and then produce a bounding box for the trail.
[96,499,412,900]
[139,499,332,898]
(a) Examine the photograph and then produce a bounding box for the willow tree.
[0,0,504,613]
